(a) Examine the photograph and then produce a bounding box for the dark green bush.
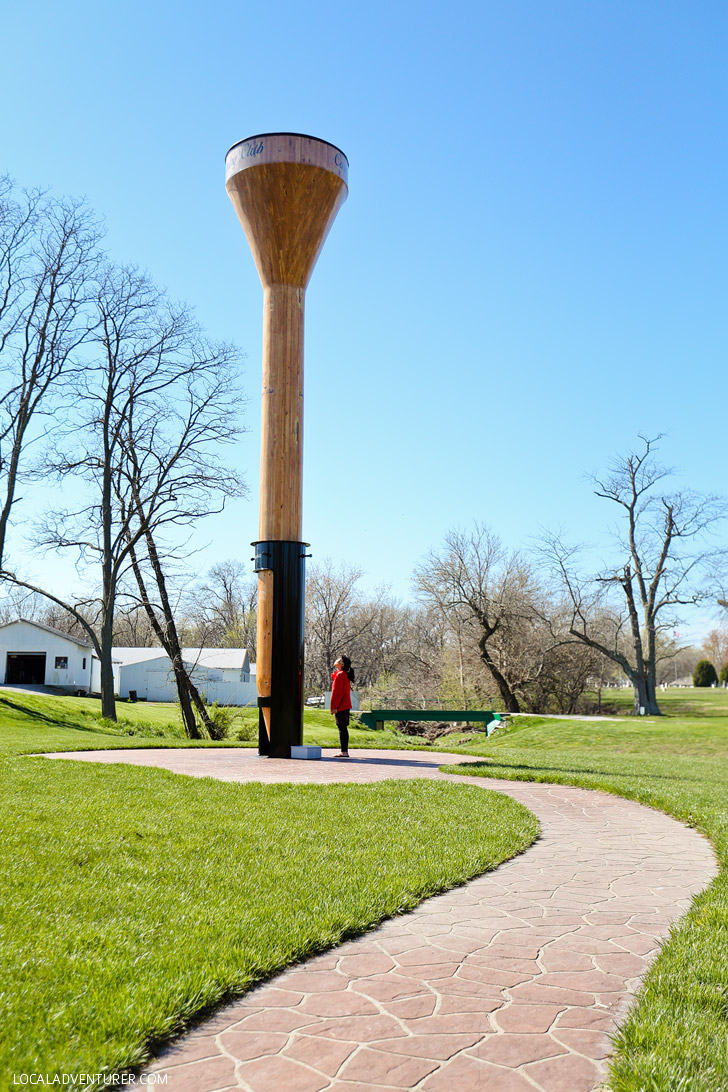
[693,660,719,687]
[720,664,728,686]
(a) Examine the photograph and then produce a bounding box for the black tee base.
[253,540,308,758]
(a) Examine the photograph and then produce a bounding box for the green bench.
[357,708,502,736]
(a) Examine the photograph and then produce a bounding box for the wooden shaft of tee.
[259,283,305,541]
[256,283,305,736]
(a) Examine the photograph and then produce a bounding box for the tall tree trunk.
[99,395,117,720]
[478,634,521,713]
[632,675,661,716]
[645,623,661,715]
[125,537,206,739]
[457,629,467,709]
[622,566,662,716]
[99,606,116,720]
[0,401,30,568]
[170,654,204,739]
[142,531,215,736]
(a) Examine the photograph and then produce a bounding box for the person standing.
[331,655,354,758]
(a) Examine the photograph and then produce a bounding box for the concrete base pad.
[290,745,322,760]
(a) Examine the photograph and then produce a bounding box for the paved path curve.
[48,748,717,1091]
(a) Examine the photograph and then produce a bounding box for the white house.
[113,646,256,706]
[0,621,256,705]
[0,618,120,694]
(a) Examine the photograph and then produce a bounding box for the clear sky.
[1,0,726,638]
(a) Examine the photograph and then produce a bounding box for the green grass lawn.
[0,689,204,753]
[5,684,727,1090]
[442,687,728,1092]
[0,689,415,754]
[594,684,728,720]
[0,691,538,1083]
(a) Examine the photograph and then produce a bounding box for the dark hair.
[340,655,355,683]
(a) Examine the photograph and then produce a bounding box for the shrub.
[693,660,718,687]
[720,664,728,686]
[119,721,166,737]
[234,719,258,742]
[206,702,234,740]
[96,716,167,738]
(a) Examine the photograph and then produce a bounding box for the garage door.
[6,652,46,685]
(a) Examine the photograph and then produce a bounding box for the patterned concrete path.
[50,748,717,1091]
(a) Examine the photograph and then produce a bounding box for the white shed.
[180,647,251,682]
[111,648,169,699]
[0,619,93,692]
[88,654,122,697]
[113,646,256,706]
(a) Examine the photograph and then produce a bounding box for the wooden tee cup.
[225,133,348,756]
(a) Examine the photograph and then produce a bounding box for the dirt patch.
[396,720,487,743]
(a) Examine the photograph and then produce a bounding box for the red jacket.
[330,668,351,713]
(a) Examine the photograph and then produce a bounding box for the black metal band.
[251,539,310,757]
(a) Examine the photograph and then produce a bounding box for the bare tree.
[701,626,728,675]
[0,178,101,566]
[667,644,702,685]
[305,561,365,690]
[342,598,407,687]
[395,605,451,706]
[25,267,174,717]
[527,637,605,714]
[3,264,246,723]
[112,604,158,647]
[355,603,452,710]
[123,538,209,738]
[0,586,46,625]
[184,560,257,653]
[415,523,553,713]
[118,367,246,738]
[304,561,396,692]
[544,436,726,715]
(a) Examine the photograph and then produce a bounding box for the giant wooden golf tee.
[226,133,348,757]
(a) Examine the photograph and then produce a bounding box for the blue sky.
[1,1,726,637]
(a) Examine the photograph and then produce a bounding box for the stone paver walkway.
[48,748,717,1091]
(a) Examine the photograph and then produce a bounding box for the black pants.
[335,710,350,752]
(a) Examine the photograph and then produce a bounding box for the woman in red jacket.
[331,655,354,758]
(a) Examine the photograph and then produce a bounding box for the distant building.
[0,619,121,693]
[112,646,256,705]
[0,620,254,705]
